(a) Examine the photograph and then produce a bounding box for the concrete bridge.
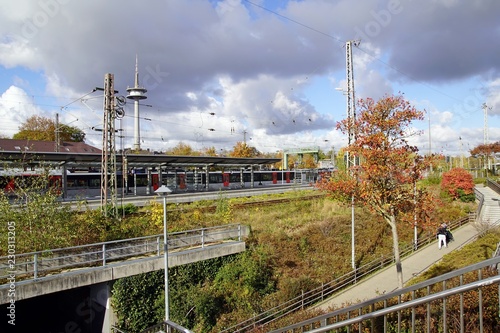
[0,224,248,332]
[0,224,249,304]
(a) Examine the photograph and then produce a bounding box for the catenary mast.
[345,40,359,271]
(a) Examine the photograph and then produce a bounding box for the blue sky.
[0,0,499,156]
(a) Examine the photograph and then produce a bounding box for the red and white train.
[0,168,316,200]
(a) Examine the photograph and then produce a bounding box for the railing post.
[33,253,38,280]
[201,229,205,248]
[102,244,106,266]
[442,280,447,333]
[157,236,161,256]
[238,224,242,241]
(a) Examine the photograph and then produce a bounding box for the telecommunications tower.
[127,56,147,151]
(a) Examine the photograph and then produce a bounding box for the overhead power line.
[243,0,467,105]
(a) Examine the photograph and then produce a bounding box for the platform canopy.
[0,151,281,169]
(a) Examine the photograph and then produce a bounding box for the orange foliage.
[470,141,500,156]
[316,94,437,288]
[230,142,259,158]
[318,94,434,220]
[441,167,474,199]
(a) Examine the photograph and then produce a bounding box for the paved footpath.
[315,223,480,311]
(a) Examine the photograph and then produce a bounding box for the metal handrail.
[474,186,485,226]
[114,320,194,333]
[270,255,500,333]
[139,320,194,333]
[0,224,246,283]
[487,178,500,195]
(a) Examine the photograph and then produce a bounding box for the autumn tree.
[470,141,500,157]
[166,142,200,156]
[13,115,85,142]
[316,95,434,289]
[296,154,317,169]
[441,167,475,202]
[230,142,259,158]
[202,146,218,156]
[470,141,500,176]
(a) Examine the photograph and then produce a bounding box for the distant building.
[0,139,101,154]
[318,159,335,170]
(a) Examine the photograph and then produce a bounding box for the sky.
[0,0,499,157]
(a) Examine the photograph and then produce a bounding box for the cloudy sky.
[0,0,499,156]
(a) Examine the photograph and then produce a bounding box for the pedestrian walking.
[437,225,447,249]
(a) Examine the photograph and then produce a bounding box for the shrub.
[441,168,475,201]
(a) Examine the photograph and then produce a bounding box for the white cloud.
[0,38,41,70]
[0,86,46,137]
[0,0,499,156]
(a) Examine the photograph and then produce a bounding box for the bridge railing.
[0,224,246,283]
[139,320,194,333]
[474,187,487,225]
[112,320,194,333]
[487,178,500,195]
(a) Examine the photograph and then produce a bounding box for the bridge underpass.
[0,224,249,332]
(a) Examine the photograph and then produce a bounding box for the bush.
[118,203,139,215]
[441,168,475,201]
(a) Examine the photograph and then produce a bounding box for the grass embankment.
[3,186,485,332]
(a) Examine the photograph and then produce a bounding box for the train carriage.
[1,168,304,200]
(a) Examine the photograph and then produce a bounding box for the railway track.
[174,192,326,213]
[71,183,318,210]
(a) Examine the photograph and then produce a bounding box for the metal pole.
[163,195,169,321]
[414,178,418,250]
[351,195,355,270]
[346,40,358,271]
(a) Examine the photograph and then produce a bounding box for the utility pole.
[482,103,491,177]
[346,40,358,161]
[101,73,125,217]
[55,112,60,152]
[345,40,359,271]
[482,103,489,145]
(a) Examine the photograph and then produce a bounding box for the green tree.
[316,95,435,289]
[13,115,85,142]
[0,166,76,253]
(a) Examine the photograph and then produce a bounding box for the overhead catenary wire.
[243,0,468,105]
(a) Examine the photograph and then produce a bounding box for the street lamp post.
[155,185,172,322]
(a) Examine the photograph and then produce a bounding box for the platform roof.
[0,151,281,169]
